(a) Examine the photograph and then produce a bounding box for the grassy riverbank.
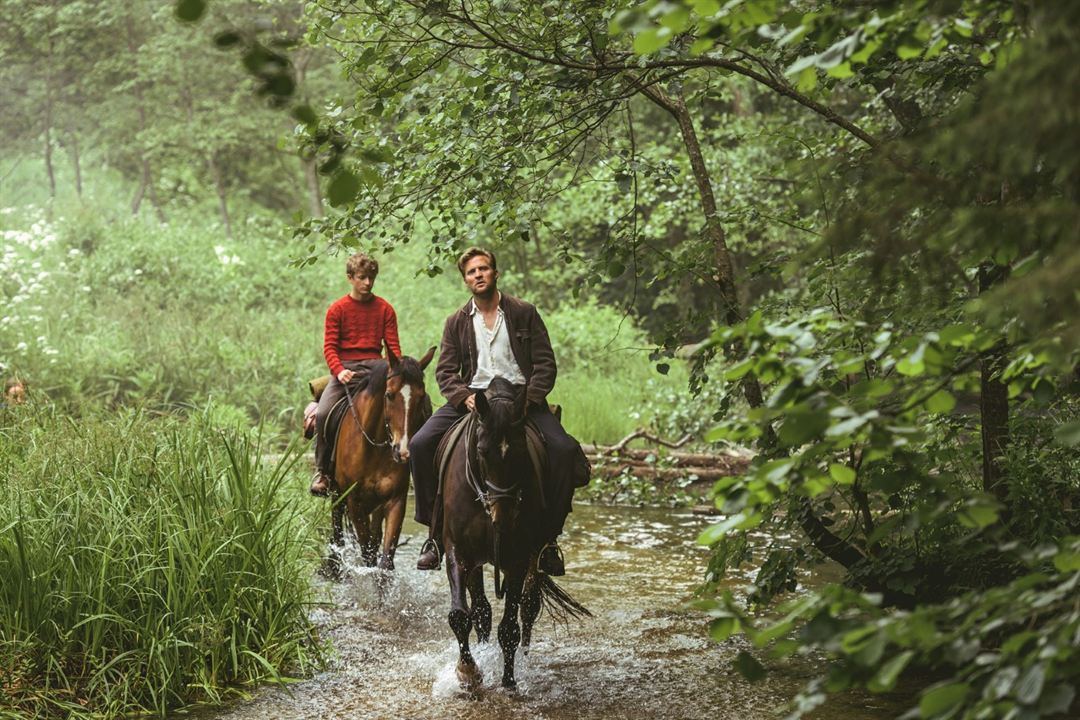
[0,406,322,717]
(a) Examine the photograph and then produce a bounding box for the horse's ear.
[386,343,400,368]
[419,345,437,370]
[474,390,490,418]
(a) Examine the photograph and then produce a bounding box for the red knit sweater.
[323,294,402,376]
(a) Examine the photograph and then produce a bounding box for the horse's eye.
[385,392,397,401]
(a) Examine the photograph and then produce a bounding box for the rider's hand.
[338,369,355,384]
[465,394,477,412]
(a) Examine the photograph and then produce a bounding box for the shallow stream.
[196,503,908,720]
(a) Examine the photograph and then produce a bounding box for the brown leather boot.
[416,538,441,570]
[538,541,565,576]
[309,471,331,497]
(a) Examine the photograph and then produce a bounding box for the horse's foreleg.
[467,567,491,644]
[447,550,482,691]
[320,495,346,580]
[346,494,377,567]
[377,492,406,571]
[519,566,543,653]
[498,569,525,689]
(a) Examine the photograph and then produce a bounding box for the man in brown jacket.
[410,246,587,575]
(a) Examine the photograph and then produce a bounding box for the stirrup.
[536,541,565,576]
[417,538,442,570]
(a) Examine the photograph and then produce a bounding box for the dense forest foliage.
[2,0,1079,718]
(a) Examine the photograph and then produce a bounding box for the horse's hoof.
[501,677,517,691]
[377,557,395,571]
[456,661,482,691]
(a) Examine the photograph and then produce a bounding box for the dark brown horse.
[326,347,435,575]
[440,377,589,690]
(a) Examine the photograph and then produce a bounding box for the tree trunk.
[131,162,148,215]
[978,262,1010,503]
[43,103,57,200]
[637,82,869,576]
[69,133,82,198]
[301,154,324,218]
[208,152,233,237]
[146,164,167,223]
[125,13,165,224]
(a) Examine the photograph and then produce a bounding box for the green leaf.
[826,62,854,79]
[829,464,856,485]
[1015,663,1046,705]
[633,27,673,55]
[896,343,927,376]
[1040,684,1076,714]
[778,407,829,446]
[869,650,914,692]
[1053,550,1080,572]
[734,650,766,682]
[1053,421,1080,447]
[327,170,361,207]
[897,44,923,60]
[690,37,717,56]
[709,615,740,642]
[919,682,969,717]
[925,390,956,414]
[659,7,691,33]
[697,514,745,545]
[291,104,318,126]
[690,0,721,14]
[214,31,242,48]
[175,0,206,22]
[724,358,754,381]
[957,499,999,529]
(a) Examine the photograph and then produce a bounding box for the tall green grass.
[0,405,322,718]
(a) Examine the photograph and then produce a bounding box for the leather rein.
[341,371,404,461]
[464,410,525,599]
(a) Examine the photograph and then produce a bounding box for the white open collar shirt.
[468,294,526,389]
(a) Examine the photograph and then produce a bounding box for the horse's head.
[384,346,436,464]
[474,377,527,529]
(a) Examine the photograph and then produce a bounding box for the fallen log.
[590,462,746,483]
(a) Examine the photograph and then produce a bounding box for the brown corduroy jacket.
[435,293,557,411]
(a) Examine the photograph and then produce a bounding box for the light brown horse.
[326,347,435,575]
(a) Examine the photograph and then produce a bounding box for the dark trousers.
[314,359,379,476]
[409,402,588,539]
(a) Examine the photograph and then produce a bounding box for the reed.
[0,406,323,718]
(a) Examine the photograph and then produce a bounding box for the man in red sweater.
[310,252,402,496]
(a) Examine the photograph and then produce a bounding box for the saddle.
[434,414,549,509]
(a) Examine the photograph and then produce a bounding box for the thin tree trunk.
[131,162,148,215]
[978,262,1010,503]
[208,152,233,237]
[125,13,165,224]
[69,133,82,198]
[637,82,870,576]
[301,155,324,218]
[44,103,56,200]
[144,161,166,223]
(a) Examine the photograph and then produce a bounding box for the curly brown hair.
[346,252,379,278]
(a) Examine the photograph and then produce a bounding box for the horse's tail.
[536,574,592,622]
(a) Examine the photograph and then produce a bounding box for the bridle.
[342,370,407,462]
[464,401,526,599]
